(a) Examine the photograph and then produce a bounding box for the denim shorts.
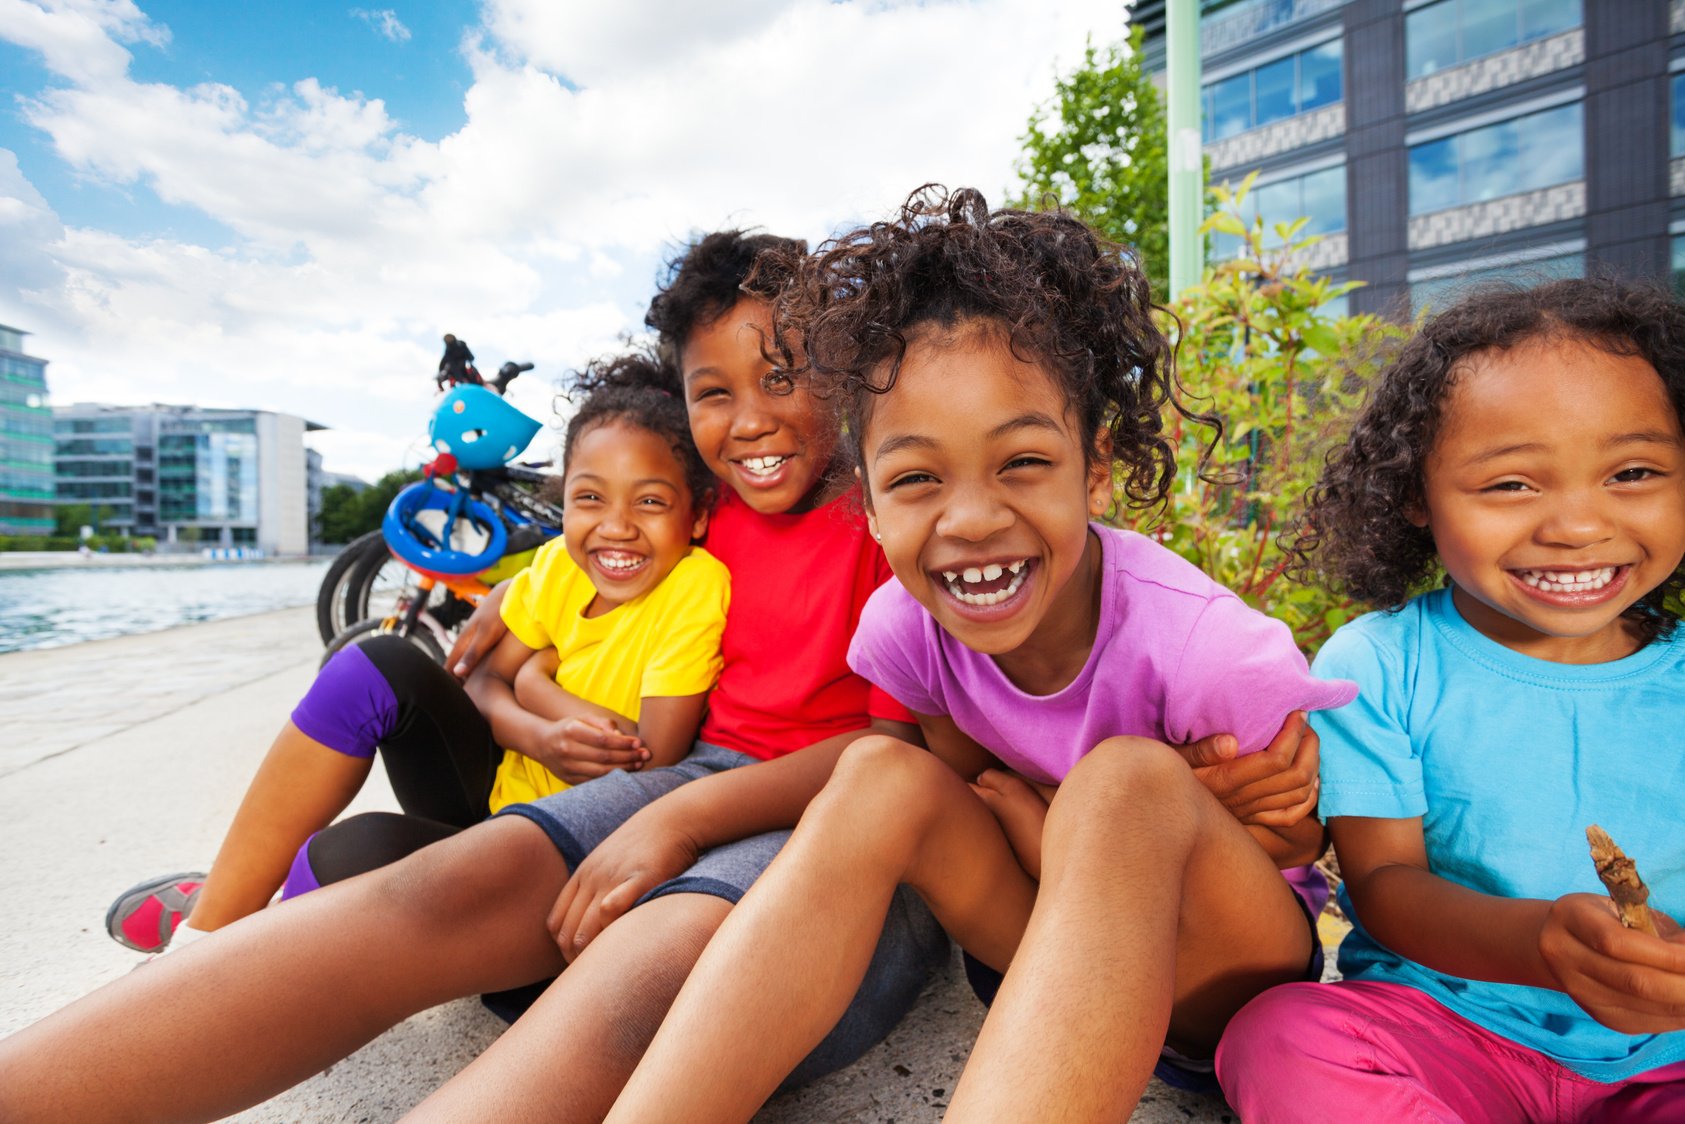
[494,740,950,1086]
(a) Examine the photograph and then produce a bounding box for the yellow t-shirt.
[486,540,730,811]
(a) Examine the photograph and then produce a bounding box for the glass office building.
[1135,0,1674,314]
[0,325,54,536]
[53,403,323,554]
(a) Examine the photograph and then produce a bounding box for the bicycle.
[319,384,563,664]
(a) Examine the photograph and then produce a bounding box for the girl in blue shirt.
[1216,277,1685,1122]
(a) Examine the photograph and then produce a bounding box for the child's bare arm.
[512,649,631,730]
[513,648,561,712]
[465,630,647,782]
[630,693,709,769]
[1335,815,1685,1034]
[972,770,1053,879]
[547,716,916,959]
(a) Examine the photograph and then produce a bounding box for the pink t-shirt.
[848,525,1357,786]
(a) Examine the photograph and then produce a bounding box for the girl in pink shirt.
[606,187,1356,1123]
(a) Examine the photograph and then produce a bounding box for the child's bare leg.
[407,892,733,1123]
[948,737,1315,1123]
[187,721,372,930]
[608,736,1036,1124]
[0,817,569,1122]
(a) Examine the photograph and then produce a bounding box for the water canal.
[0,559,332,653]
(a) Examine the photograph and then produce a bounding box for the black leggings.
[306,635,501,887]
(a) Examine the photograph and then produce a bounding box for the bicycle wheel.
[315,530,387,644]
[319,617,446,669]
[344,542,422,627]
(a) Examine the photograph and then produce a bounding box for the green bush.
[1114,176,1406,656]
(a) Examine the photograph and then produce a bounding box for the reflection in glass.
[1407,103,1582,214]
[1405,0,1583,80]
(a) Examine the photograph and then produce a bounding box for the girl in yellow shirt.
[106,352,729,955]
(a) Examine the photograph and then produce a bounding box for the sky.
[0,0,1127,481]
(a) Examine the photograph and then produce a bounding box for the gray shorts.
[495,740,949,1086]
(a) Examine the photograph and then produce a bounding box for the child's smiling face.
[562,420,706,616]
[681,297,839,515]
[1414,336,1685,662]
[860,321,1112,667]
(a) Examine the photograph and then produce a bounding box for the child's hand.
[447,582,511,680]
[532,716,648,784]
[1539,893,1685,1034]
[1176,711,1321,828]
[548,814,701,961]
[971,769,1055,880]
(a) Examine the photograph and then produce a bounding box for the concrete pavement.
[0,608,1236,1122]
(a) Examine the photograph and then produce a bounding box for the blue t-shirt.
[1312,587,1685,1082]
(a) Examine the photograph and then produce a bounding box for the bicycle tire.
[315,530,388,644]
[342,539,424,628]
[319,617,446,669]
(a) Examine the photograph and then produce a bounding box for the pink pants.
[1215,980,1685,1123]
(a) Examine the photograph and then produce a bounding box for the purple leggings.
[279,636,502,897]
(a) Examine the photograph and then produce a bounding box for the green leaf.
[1206,212,1247,237]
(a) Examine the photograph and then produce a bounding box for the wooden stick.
[1587,825,1660,937]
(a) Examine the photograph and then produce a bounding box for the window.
[1408,102,1582,214]
[1672,235,1685,295]
[1202,39,1342,141]
[1407,0,1581,79]
[1673,74,1685,158]
[1212,165,1347,260]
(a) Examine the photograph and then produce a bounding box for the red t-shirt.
[699,488,912,760]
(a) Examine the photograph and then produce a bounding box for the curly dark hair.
[644,230,809,362]
[1286,276,1685,644]
[559,350,716,514]
[765,185,1205,510]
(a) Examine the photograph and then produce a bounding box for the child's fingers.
[555,872,602,961]
[547,882,579,948]
[1560,963,1685,1034]
[975,769,1052,804]
[571,879,642,956]
[1239,778,1320,828]
[1175,732,1239,769]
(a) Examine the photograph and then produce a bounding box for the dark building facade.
[1134,0,1677,316]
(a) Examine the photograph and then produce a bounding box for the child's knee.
[367,817,564,932]
[1054,737,1198,820]
[825,736,954,810]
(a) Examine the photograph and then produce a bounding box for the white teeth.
[596,553,646,573]
[1518,566,1616,593]
[739,455,789,476]
[939,560,1031,607]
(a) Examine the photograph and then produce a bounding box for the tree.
[1012,24,1171,298]
[1116,179,1407,654]
[316,470,421,544]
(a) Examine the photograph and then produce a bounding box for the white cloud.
[351,7,411,43]
[0,0,1124,481]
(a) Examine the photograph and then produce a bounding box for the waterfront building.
[0,325,54,537]
[52,403,325,555]
[1133,0,1675,315]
